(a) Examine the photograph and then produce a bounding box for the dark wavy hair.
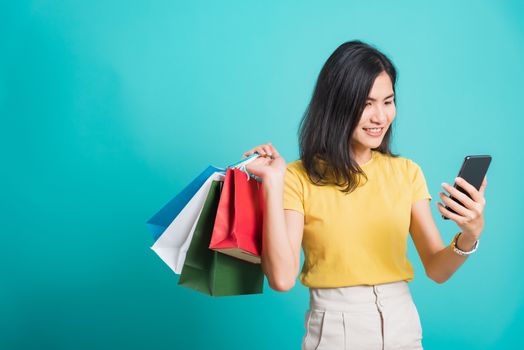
[298,40,400,194]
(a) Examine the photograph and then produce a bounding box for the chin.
[353,131,386,150]
[361,136,384,146]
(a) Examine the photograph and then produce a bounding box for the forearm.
[426,233,478,284]
[260,176,297,291]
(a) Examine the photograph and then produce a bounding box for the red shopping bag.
[209,167,264,263]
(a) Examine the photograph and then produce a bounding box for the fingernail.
[441,182,447,187]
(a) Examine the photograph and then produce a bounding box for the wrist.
[262,173,284,191]
[456,232,478,251]
[451,232,480,256]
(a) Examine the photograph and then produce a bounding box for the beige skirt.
[302,280,423,350]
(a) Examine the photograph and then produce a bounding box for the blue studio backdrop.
[1,1,523,349]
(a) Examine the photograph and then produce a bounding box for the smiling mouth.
[362,127,384,137]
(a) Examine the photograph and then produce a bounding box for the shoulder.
[285,159,307,181]
[287,159,302,167]
[375,151,424,177]
[377,151,419,167]
[286,159,307,174]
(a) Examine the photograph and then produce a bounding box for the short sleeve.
[283,162,305,214]
[408,160,432,204]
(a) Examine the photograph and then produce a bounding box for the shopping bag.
[178,180,265,296]
[151,171,225,274]
[146,165,223,242]
[209,167,264,264]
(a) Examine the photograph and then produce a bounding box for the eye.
[385,100,394,105]
[365,102,372,107]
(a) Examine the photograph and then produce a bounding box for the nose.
[371,105,388,124]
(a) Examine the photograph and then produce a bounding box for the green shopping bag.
[178,180,264,296]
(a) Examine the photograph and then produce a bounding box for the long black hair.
[298,40,400,194]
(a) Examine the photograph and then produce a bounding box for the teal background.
[1,0,523,349]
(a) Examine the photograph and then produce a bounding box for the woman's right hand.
[241,143,287,183]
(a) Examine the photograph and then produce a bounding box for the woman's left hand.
[437,176,487,240]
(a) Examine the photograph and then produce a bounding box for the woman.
[242,40,487,349]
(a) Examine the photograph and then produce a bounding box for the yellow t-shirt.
[283,150,432,288]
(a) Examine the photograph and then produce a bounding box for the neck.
[352,147,373,166]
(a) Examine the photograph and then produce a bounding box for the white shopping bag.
[151,171,225,274]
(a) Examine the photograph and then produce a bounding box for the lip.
[363,127,384,137]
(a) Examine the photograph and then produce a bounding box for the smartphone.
[442,155,492,219]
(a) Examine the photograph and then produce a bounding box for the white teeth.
[364,128,382,132]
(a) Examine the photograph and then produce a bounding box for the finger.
[262,145,272,157]
[437,201,465,223]
[246,147,263,157]
[439,192,470,217]
[256,146,268,156]
[243,147,258,156]
[252,156,270,165]
[243,146,263,159]
[441,182,476,209]
[243,143,276,159]
[267,143,282,159]
[242,150,256,159]
[455,177,483,203]
[479,176,487,196]
[242,151,253,159]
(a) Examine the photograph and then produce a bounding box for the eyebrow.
[367,93,395,101]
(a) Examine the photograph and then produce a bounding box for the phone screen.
[443,155,491,219]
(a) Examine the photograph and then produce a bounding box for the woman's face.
[351,71,396,153]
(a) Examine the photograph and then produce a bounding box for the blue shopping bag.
[146,165,223,242]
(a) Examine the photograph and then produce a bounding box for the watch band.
[451,232,479,256]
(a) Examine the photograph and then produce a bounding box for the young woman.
[242,40,487,350]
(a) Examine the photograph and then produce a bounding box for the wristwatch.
[451,232,479,256]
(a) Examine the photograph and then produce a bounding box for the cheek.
[388,106,397,121]
[358,110,373,127]
[352,126,365,140]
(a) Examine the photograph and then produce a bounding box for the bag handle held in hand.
[226,153,262,182]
